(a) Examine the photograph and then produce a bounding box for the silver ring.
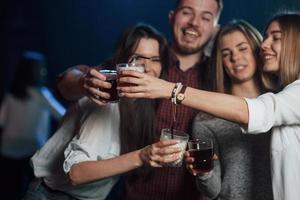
[94,94,100,99]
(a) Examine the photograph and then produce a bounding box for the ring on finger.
[94,94,100,99]
[94,88,102,99]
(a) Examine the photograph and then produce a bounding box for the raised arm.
[56,65,90,101]
[118,70,249,126]
[56,65,112,105]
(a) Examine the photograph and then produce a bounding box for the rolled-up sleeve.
[244,80,300,134]
[63,139,99,173]
[62,103,120,173]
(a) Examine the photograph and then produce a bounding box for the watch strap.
[176,85,187,104]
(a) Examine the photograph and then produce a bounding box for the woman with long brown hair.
[24,24,180,200]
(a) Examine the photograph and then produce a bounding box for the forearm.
[161,84,249,125]
[181,87,249,125]
[196,173,220,198]
[68,149,142,185]
[57,65,89,101]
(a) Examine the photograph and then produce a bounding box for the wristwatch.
[176,85,187,104]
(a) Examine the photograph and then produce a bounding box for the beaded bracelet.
[171,82,182,104]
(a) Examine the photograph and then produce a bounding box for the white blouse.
[244,79,300,200]
[31,97,120,200]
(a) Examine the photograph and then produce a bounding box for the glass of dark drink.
[116,63,145,87]
[99,69,119,103]
[188,139,214,173]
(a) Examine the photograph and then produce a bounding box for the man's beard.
[177,44,204,55]
[175,38,211,55]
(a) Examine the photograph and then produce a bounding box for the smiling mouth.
[233,65,247,72]
[263,55,275,61]
[182,28,200,38]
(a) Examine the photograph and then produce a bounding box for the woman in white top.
[0,51,65,200]
[117,12,300,200]
[24,24,182,200]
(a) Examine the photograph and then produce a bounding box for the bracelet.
[171,82,182,104]
[175,85,187,104]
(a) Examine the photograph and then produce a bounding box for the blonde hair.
[210,19,263,93]
[274,13,300,86]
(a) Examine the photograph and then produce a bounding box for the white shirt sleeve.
[63,103,120,173]
[244,80,300,134]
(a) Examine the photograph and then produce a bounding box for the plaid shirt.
[124,52,210,200]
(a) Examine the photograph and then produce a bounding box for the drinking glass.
[116,63,145,87]
[98,69,119,103]
[160,128,189,167]
[188,139,214,173]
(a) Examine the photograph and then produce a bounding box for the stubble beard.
[173,36,211,55]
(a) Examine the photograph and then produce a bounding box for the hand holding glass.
[98,69,119,103]
[188,139,214,173]
[160,129,189,167]
[117,63,145,87]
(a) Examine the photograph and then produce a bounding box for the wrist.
[78,72,87,96]
[164,82,176,99]
[135,149,144,167]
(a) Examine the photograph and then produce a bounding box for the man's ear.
[168,10,175,25]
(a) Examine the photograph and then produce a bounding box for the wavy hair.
[210,19,263,93]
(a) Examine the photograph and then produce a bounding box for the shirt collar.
[168,48,209,72]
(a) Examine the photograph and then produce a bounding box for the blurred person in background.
[0,51,65,200]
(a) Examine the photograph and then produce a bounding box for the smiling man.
[123,0,223,200]
[56,0,223,199]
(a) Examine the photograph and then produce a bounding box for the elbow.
[68,166,84,186]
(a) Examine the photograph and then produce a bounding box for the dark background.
[1,0,300,102]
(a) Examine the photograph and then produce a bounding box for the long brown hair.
[264,12,300,88]
[210,19,263,93]
[112,24,169,154]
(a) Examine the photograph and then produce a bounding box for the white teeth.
[235,65,245,70]
[264,55,273,60]
[185,30,199,36]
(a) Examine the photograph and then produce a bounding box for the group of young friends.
[23,0,300,200]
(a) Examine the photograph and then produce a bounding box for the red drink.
[189,148,213,172]
[99,70,119,102]
[117,63,145,87]
[188,139,214,173]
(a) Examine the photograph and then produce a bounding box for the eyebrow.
[133,53,160,58]
[178,6,193,11]
[270,30,281,34]
[179,6,214,17]
[202,11,214,17]
[221,42,248,52]
[264,30,281,38]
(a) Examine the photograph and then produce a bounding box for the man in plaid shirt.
[56,0,223,199]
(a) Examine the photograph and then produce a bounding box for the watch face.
[177,93,185,101]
